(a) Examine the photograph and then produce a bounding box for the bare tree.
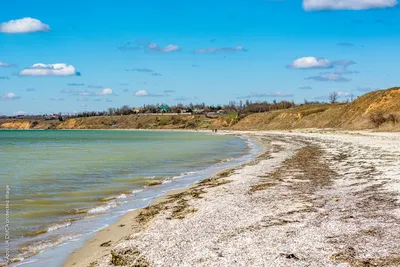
[329,92,339,104]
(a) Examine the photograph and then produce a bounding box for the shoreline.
[62,132,266,267]
[63,130,400,267]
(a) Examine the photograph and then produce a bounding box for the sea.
[0,130,259,266]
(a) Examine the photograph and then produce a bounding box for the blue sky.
[1,0,400,115]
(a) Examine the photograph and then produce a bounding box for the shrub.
[369,113,386,127]
[369,112,398,127]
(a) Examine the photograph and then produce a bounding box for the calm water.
[0,130,251,264]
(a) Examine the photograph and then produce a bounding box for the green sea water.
[0,130,249,262]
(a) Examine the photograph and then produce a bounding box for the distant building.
[159,105,170,113]
[134,108,142,114]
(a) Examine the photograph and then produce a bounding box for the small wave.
[131,188,144,194]
[47,222,71,232]
[87,202,117,214]
[117,193,127,199]
[172,171,196,179]
[25,234,81,255]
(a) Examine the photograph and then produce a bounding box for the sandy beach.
[63,130,400,267]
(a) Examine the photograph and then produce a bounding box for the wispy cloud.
[332,60,356,67]
[122,89,130,93]
[237,92,293,99]
[194,45,247,54]
[333,69,359,75]
[88,85,103,89]
[299,86,313,90]
[50,97,65,101]
[354,87,378,92]
[25,88,36,92]
[305,74,351,82]
[118,42,142,51]
[118,40,181,53]
[126,68,153,73]
[0,17,50,33]
[174,97,193,101]
[337,42,355,47]
[303,0,398,11]
[164,90,175,93]
[192,64,200,68]
[152,72,162,76]
[0,61,17,68]
[77,97,89,102]
[0,92,20,101]
[61,88,113,96]
[19,63,81,76]
[0,76,10,80]
[135,90,166,97]
[67,83,85,86]
[148,43,181,53]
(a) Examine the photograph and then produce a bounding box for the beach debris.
[199,178,232,188]
[137,203,166,224]
[100,240,112,247]
[332,198,340,202]
[250,182,277,192]
[110,247,150,266]
[169,199,197,220]
[118,224,125,227]
[147,180,162,186]
[280,253,299,260]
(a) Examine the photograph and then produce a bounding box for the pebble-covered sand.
[64,130,400,267]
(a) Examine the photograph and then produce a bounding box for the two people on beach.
[212,129,218,133]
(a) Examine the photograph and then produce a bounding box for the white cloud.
[0,92,20,101]
[135,90,148,96]
[19,63,80,76]
[96,88,113,96]
[303,0,397,11]
[288,57,332,69]
[0,17,50,33]
[161,44,180,52]
[147,43,181,53]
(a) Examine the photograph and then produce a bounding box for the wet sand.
[63,130,400,267]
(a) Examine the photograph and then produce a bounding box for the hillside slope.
[1,87,399,131]
[232,87,400,131]
[0,114,237,130]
